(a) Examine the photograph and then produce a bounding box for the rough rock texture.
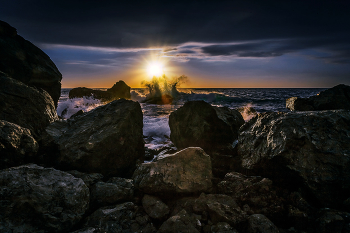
[211,222,238,233]
[43,99,144,177]
[315,209,348,233]
[83,202,156,233]
[158,209,201,233]
[238,110,350,208]
[69,80,131,101]
[169,100,244,152]
[142,195,170,220]
[133,147,212,195]
[246,214,280,233]
[0,20,62,107]
[91,178,134,207]
[0,74,58,138]
[193,193,247,226]
[0,164,90,233]
[217,172,285,222]
[66,170,104,189]
[0,120,38,169]
[286,84,350,111]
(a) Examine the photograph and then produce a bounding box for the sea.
[57,88,325,151]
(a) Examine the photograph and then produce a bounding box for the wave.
[57,97,103,119]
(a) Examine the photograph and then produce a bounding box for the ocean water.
[58,88,325,150]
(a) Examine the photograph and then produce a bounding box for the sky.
[1,0,350,88]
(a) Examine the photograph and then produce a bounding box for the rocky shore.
[1,20,350,233]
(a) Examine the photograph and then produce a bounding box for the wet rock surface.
[0,120,38,169]
[238,110,350,208]
[0,20,62,107]
[0,164,90,233]
[133,147,212,195]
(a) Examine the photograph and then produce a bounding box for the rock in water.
[286,84,350,111]
[44,99,144,177]
[169,100,244,152]
[133,147,213,195]
[0,73,58,139]
[0,120,38,169]
[107,80,131,99]
[0,164,90,233]
[238,110,350,208]
[0,20,62,107]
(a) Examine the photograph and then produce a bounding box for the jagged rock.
[0,74,58,139]
[83,202,156,233]
[217,172,285,223]
[238,110,350,208]
[91,178,134,207]
[246,214,279,233]
[286,84,350,111]
[211,222,238,233]
[66,170,103,189]
[158,209,201,233]
[0,20,62,107]
[142,195,170,220]
[107,80,131,99]
[133,147,212,195]
[169,101,244,152]
[42,99,144,177]
[193,193,247,226]
[0,120,38,169]
[0,164,89,233]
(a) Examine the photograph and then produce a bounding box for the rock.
[315,210,345,233]
[70,109,85,119]
[143,94,173,104]
[107,80,131,99]
[70,227,99,233]
[0,164,90,233]
[83,202,156,233]
[168,197,198,217]
[238,110,350,208]
[217,172,285,223]
[246,214,280,233]
[169,101,245,152]
[0,74,58,139]
[133,147,212,195]
[158,209,201,233]
[286,84,350,111]
[66,170,103,189]
[142,195,170,220]
[43,99,144,177]
[287,205,308,231]
[211,222,238,233]
[0,20,62,107]
[193,193,247,226]
[0,120,38,169]
[91,178,134,207]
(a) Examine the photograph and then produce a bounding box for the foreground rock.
[0,74,58,138]
[0,164,89,233]
[69,80,131,101]
[246,214,279,233]
[142,195,170,220]
[238,110,350,208]
[42,99,144,177]
[0,120,38,169]
[286,84,350,111]
[0,20,62,107]
[158,209,201,233]
[133,147,212,195]
[169,101,244,152]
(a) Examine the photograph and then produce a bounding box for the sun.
[147,61,164,77]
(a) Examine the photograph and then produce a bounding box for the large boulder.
[238,110,350,208]
[42,99,144,177]
[107,80,131,99]
[169,101,244,152]
[0,120,38,169]
[0,73,58,138]
[0,20,62,107]
[133,147,212,195]
[286,84,350,111]
[0,164,90,233]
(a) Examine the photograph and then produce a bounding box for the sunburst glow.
[147,61,164,77]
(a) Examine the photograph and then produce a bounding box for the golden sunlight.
[147,61,164,77]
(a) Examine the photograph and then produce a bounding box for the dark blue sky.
[2,0,350,87]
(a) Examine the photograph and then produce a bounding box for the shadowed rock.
[0,20,62,107]
[158,209,201,233]
[142,195,170,220]
[246,214,279,233]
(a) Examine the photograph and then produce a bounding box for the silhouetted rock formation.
[286,84,350,111]
[0,20,62,107]
[69,80,131,101]
[0,73,58,139]
[41,99,144,178]
[0,164,89,233]
[238,110,350,208]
